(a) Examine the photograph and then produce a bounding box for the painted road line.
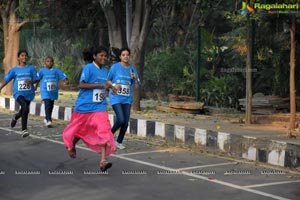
[177,162,239,171]
[113,155,291,200]
[245,180,300,188]
[180,171,291,200]
[118,149,170,156]
[0,127,293,200]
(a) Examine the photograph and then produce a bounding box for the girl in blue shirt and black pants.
[37,56,68,127]
[0,50,39,137]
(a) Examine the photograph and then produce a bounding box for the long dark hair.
[110,47,131,63]
[119,47,131,55]
[82,46,108,63]
[110,47,121,62]
[17,50,28,57]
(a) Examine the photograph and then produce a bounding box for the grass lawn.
[1,90,78,108]
[35,90,78,107]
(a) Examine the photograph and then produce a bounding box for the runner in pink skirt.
[63,46,116,171]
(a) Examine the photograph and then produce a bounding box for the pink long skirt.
[62,111,116,156]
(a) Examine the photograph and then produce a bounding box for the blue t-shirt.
[4,65,39,101]
[38,67,67,100]
[74,62,108,113]
[107,62,140,105]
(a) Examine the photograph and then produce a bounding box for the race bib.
[93,89,106,102]
[47,82,56,91]
[18,80,31,91]
[117,85,130,96]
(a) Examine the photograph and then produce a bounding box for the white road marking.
[245,180,300,188]
[180,171,291,200]
[0,127,294,200]
[118,149,169,156]
[111,155,291,200]
[177,162,239,171]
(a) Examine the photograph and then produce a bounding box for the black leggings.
[15,96,31,131]
[44,99,54,121]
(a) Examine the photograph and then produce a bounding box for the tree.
[245,10,253,125]
[42,0,106,41]
[100,0,156,110]
[289,16,296,135]
[129,0,154,110]
[0,0,29,95]
[99,0,126,48]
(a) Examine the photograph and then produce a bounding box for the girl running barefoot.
[62,46,116,171]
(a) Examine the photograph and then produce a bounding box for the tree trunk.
[1,0,22,95]
[129,0,153,111]
[130,43,144,111]
[3,23,20,95]
[245,9,252,125]
[99,0,126,48]
[289,16,296,133]
[125,0,132,47]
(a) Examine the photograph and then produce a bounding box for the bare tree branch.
[16,19,29,31]
[139,0,153,48]
[6,0,12,14]
[183,2,198,46]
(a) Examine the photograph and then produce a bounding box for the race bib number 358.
[117,85,130,96]
[18,80,31,91]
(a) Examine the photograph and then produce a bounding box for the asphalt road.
[0,112,300,200]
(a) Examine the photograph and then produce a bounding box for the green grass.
[33,90,78,107]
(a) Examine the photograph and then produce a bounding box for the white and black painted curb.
[0,96,299,169]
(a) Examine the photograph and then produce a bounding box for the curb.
[0,97,299,169]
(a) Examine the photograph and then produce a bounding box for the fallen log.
[169,102,204,110]
[156,106,201,114]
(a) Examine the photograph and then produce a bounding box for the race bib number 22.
[18,80,31,91]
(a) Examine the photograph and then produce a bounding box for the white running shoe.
[46,121,52,127]
[44,119,52,127]
[115,141,126,150]
[22,129,30,138]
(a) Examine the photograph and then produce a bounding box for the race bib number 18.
[18,80,31,91]
[47,82,56,91]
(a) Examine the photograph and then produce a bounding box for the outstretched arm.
[0,81,8,93]
[24,79,39,85]
[106,80,119,94]
[64,78,69,85]
[78,81,115,90]
[34,80,40,91]
[78,81,103,89]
